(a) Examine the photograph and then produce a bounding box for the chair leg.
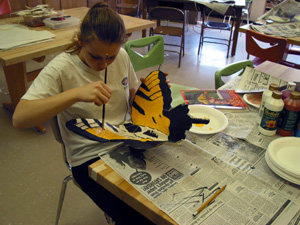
[55,175,73,225]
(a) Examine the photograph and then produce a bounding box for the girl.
[13,2,155,224]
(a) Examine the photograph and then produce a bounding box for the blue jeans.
[72,157,155,225]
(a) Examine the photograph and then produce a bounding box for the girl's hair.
[66,2,127,53]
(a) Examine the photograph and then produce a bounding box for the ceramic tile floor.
[0,21,299,225]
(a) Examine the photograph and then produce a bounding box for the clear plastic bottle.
[281,82,296,100]
[257,83,279,124]
[259,90,284,136]
[277,91,300,136]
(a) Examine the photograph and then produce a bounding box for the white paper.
[0,24,55,50]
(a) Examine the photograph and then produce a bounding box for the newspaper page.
[235,66,288,93]
[100,140,300,225]
[251,23,300,38]
[257,0,300,22]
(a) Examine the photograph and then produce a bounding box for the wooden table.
[0,7,155,132]
[141,0,245,56]
[89,60,300,225]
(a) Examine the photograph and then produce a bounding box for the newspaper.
[258,0,300,22]
[97,65,300,224]
[228,66,289,93]
[251,23,300,38]
[100,139,300,225]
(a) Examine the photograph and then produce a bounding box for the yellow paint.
[86,128,153,142]
[132,71,170,135]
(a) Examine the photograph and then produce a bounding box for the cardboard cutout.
[66,70,196,149]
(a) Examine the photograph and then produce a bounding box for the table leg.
[2,62,46,134]
[231,7,242,56]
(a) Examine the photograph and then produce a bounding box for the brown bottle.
[277,91,300,136]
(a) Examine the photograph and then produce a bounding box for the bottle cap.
[269,83,279,91]
[290,91,300,100]
[272,90,282,99]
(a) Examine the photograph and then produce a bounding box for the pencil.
[193,185,226,217]
[102,53,108,130]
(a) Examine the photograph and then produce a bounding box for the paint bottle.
[277,91,300,136]
[257,83,279,124]
[281,82,296,100]
[259,90,284,136]
[295,117,300,137]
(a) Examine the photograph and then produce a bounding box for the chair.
[197,5,236,58]
[116,0,141,17]
[124,35,164,72]
[50,116,74,225]
[242,0,252,25]
[215,60,254,89]
[50,116,114,225]
[149,6,185,68]
[245,29,289,67]
[0,0,11,17]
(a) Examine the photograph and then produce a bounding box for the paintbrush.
[102,53,108,130]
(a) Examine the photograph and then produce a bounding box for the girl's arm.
[13,81,111,128]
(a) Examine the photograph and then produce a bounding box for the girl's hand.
[75,81,112,106]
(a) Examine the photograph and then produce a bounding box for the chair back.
[150,6,185,24]
[245,29,288,64]
[50,116,72,171]
[125,35,164,72]
[215,60,254,89]
[116,0,141,17]
[0,0,11,16]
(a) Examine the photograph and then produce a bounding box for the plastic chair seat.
[205,21,231,29]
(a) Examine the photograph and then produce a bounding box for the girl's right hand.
[75,81,112,106]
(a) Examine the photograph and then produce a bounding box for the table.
[89,60,300,225]
[239,24,300,46]
[141,0,245,56]
[0,7,155,132]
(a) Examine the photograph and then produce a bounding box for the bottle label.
[260,108,281,131]
[279,109,300,131]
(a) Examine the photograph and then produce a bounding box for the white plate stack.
[265,137,300,185]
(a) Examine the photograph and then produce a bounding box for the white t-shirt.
[22,48,138,166]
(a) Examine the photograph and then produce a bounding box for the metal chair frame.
[149,6,185,68]
[197,5,236,58]
[116,0,141,17]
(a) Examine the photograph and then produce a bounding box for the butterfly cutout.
[66,70,204,149]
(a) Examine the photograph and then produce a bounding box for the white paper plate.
[266,137,300,178]
[265,153,300,185]
[188,105,228,134]
[268,16,290,23]
[243,93,261,108]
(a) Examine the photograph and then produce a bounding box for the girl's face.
[78,38,122,71]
